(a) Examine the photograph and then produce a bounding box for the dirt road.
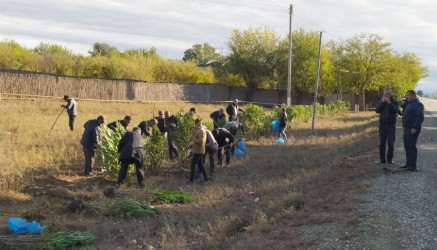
[308,98,437,249]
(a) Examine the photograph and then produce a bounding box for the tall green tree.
[33,43,74,75]
[0,40,34,70]
[225,27,281,100]
[182,43,221,63]
[329,33,392,110]
[375,52,427,98]
[88,42,119,57]
[276,29,336,103]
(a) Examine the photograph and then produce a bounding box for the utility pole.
[311,31,323,134]
[286,4,293,106]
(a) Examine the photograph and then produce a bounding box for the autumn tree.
[33,43,74,75]
[225,27,281,100]
[182,43,221,64]
[0,40,35,70]
[88,42,119,57]
[379,52,428,98]
[276,29,336,103]
[329,34,393,110]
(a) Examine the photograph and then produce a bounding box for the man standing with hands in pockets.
[375,88,399,164]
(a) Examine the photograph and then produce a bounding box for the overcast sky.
[1,0,436,93]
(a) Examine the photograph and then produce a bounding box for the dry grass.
[0,98,380,249]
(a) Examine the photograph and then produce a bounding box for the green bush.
[203,120,214,131]
[328,100,350,114]
[239,103,271,140]
[173,111,196,162]
[144,125,166,175]
[291,105,313,123]
[98,122,126,180]
[271,104,293,123]
[287,100,350,123]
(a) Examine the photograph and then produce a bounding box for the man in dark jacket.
[137,118,157,137]
[80,115,105,175]
[401,90,424,171]
[61,95,77,131]
[117,127,146,188]
[108,116,131,132]
[375,88,399,164]
[155,111,166,135]
[165,111,179,160]
[212,128,234,168]
[210,107,227,129]
[226,99,243,121]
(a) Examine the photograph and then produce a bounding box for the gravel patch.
[302,105,437,249]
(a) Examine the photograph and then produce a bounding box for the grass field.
[0,98,380,249]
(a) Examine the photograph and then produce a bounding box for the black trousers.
[69,115,76,131]
[378,122,396,162]
[167,132,179,159]
[190,153,207,182]
[83,147,95,175]
[217,144,231,165]
[118,157,145,185]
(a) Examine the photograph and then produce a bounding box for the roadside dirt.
[0,110,391,249]
[0,140,383,250]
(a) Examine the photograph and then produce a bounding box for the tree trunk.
[354,94,360,112]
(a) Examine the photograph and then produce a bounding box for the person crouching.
[117,127,146,188]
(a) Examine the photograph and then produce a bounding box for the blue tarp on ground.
[8,217,45,234]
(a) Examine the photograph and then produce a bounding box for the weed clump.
[43,230,96,250]
[153,189,193,204]
[89,198,159,218]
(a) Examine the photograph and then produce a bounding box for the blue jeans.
[403,128,419,168]
[379,123,396,162]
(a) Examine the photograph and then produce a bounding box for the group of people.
[75,97,248,188]
[376,89,424,171]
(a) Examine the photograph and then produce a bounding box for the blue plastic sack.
[275,138,285,144]
[272,120,280,133]
[237,140,247,150]
[235,149,244,156]
[8,217,45,234]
